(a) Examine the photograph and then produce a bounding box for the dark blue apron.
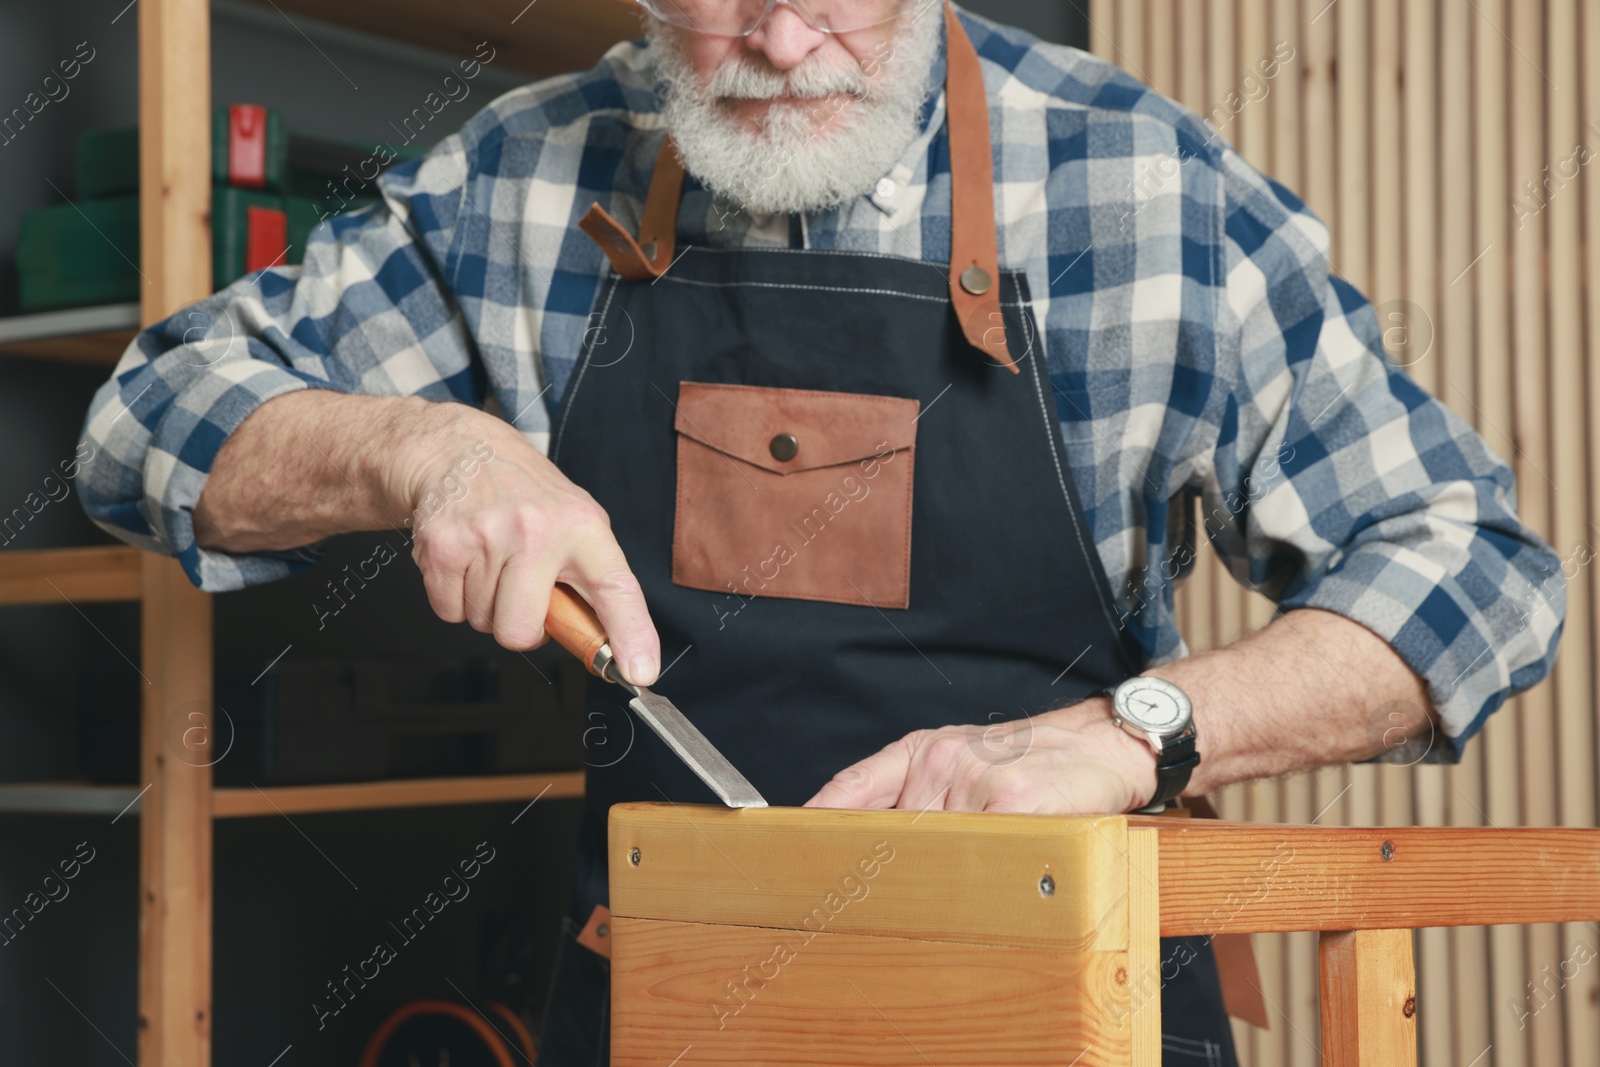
[534,9,1238,1064]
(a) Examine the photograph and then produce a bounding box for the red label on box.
[245,206,289,273]
[229,103,268,188]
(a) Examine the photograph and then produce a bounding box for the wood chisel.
[545,584,768,809]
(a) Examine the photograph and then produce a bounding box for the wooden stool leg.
[1318,928,1417,1067]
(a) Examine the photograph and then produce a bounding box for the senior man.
[80,1,1563,1062]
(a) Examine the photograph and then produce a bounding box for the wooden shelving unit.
[0,3,635,1063]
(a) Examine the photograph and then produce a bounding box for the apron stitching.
[671,242,949,268]
[1021,299,1132,658]
[651,275,951,303]
[551,271,622,463]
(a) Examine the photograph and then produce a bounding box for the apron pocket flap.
[672,381,917,609]
[673,381,919,476]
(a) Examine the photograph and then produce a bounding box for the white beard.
[645,7,943,217]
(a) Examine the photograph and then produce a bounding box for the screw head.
[597,923,609,938]
[1403,996,1417,1018]
[629,846,641,867]
[1380,840,1395,862]
[1039,874,1056,898]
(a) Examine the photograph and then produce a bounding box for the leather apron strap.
[578,0,1019,372]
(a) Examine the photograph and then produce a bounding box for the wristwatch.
[1102,676,1200,814]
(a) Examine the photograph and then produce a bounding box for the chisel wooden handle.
[546,583,611,676]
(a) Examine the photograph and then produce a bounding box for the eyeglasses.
[636,0,923,38]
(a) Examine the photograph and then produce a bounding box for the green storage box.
[16,188,327,312]
[16,196,142,311]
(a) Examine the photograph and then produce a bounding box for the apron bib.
[535,7,1237,1064]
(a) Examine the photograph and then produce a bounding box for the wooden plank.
[1128,828,1161,1066]
[1208,0,1237,142]
[138,0,214,1062]
[1318,929,1418,1067]
[1440,2,1493,1061]
[1336,0,1370,290]
[1127,819,1600,934]
[1178,0,1207,119]
[0,546,142,605]
[609,917,1127,1067]
[609,804,1131,951]
[1088,0,1117,64]
[1577,2,1600,1061]
[1470,2,1529,1060]
[212,771,584,817]
[138,554,213,1067]
[0,328,137,366]
[1272,0,1302,191]
[0,782,146,817]
[1544,2,1600,1065]
[237,0,640,78]
[0,302,141,365]
[1235,0,1271,170]
[1507,2,1565,1063]
[1121,0,1148,84]
[1401,0,1440,399]
[1301,0,1338,256]
[1245,782,1285,1066]
[1147,0,1177,98]
[1414,776,1452,1067]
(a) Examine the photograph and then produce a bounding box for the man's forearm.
[193,390,495,553]
[1145,607,1436,795]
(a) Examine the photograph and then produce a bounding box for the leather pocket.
[672,382,919,608]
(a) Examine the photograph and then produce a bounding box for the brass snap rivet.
[960,265,993,296]
[769,433,799,462]
[596,923,609,938]
[641,240,658,263]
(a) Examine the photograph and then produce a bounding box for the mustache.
[708,58,869,101]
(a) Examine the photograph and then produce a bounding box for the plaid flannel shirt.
[79,7,1564,761]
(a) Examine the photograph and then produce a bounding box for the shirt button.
[875,178,897,200]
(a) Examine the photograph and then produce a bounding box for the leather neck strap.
[579,1,1017,372]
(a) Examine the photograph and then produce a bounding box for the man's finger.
[491,556,554,650]
[804,739,916,809]
[564,538,659,686]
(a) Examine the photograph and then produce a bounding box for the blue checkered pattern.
[78,6,1564,760]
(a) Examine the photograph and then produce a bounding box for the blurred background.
[0,2,1081,1064]
[0,1,1594,1065]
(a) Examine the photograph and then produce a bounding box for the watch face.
[1113,677,1192,734]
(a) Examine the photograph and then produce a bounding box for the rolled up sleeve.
[1203,157,1565,762]
[78,136,478,592]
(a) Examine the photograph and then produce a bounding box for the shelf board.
[0,546,144,606]
[237,0,642,78]
[0,782,145,817]
[212,770,586,818]
[0,773,585,818]
[0,303,140,366]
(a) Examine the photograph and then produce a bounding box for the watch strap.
[1140,726,1200,811]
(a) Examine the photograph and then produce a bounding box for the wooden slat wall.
[1086,2,1600,1063]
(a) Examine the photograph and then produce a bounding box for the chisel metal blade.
[626,687,768,808]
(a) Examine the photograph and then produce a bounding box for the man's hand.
[394,403,661,683]
[803,700,1159,814]
[803,608,1440,814]
[195,391,661,685]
